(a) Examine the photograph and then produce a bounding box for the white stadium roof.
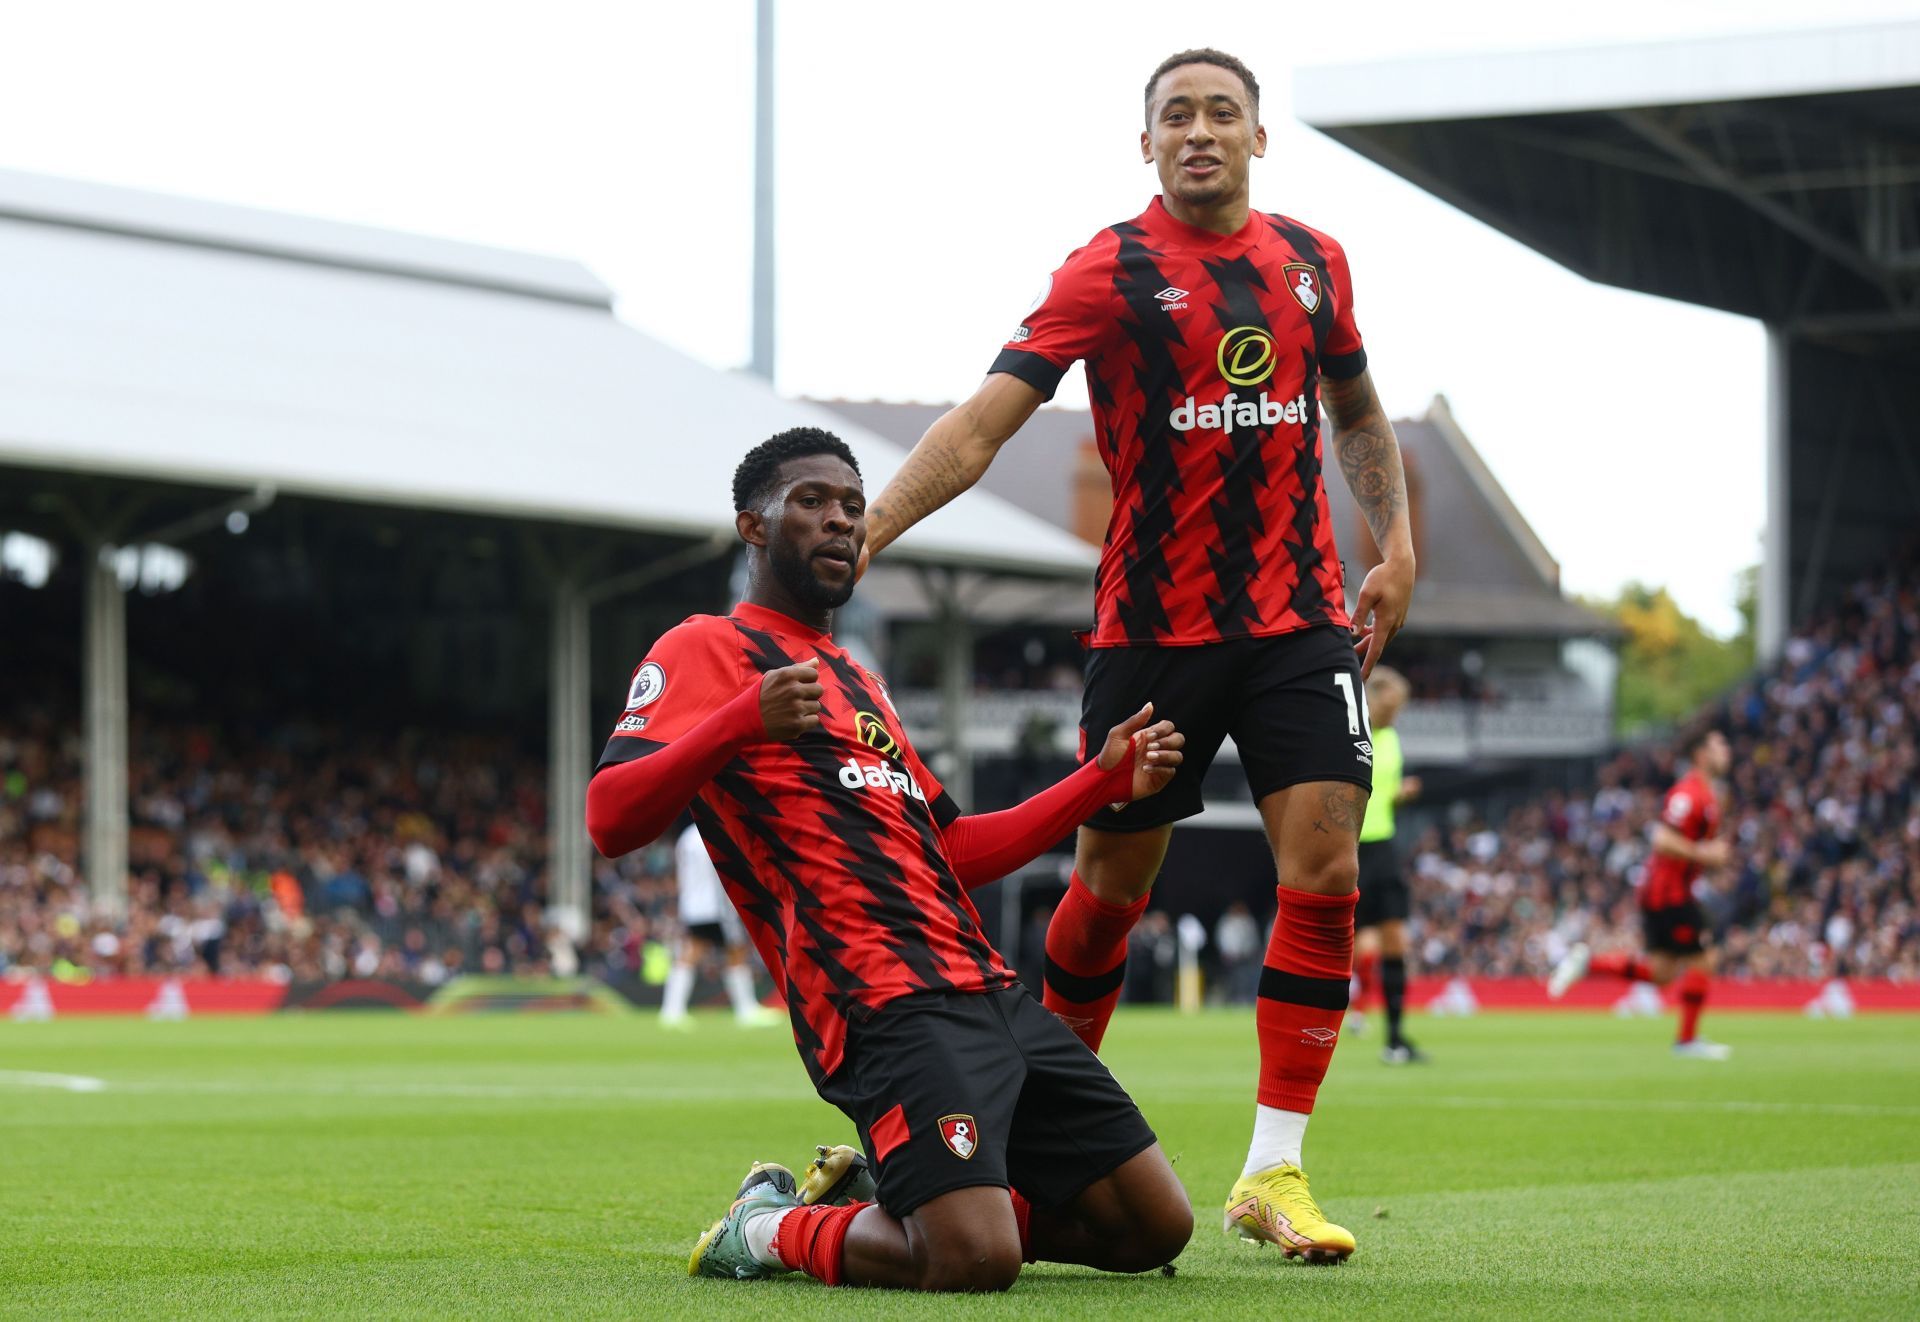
[1295,20,1920,126]
[1295,21,1920,656]
[0,168,1095,578]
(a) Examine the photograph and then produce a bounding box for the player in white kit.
[661,821,778,1027]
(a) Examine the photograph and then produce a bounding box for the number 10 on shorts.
[1333,673,1371,737]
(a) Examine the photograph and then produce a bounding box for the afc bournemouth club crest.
[939,1114,978,1160]
[1283,263,1322,314]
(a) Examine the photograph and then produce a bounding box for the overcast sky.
[6,0,1914,634]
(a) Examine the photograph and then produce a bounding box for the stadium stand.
[0,696,681,984]
[1408,551,1919,982]
[4,554,1913,990]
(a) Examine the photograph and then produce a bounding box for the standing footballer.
[860,49,1415,1260]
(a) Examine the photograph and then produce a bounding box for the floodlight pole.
[62,484,273,920]
[547,576,592,943]
[83,546,129,920]
[917,566,975,811]
[539,533,736,941]
[1758,328,1790,665]
[749,0,776,382]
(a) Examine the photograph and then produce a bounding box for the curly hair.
[731,427,862,513]
[1144,48,1260,124]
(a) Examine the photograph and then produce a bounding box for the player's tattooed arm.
[1323,370,1409,556]
[862,373,1048,566]
[1323,369,1415,677]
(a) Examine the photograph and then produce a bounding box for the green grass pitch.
[3,1008,1916,1319]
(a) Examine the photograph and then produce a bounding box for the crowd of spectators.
[4,558,1916,991]
[0,711,684,986]
[1401,557,1919,982]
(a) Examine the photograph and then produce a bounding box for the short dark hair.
[1144,48,1260,124]
[1679,725,1722,759]
[732,427,862,513]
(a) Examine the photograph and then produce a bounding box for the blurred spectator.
[1125,911,1176,1004]
[1214,902,1261,1004]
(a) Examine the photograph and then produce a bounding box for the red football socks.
[1353,948,1379,1012]
[1255,888,1356,1113]
[772,1202,864,1286]
[1590,951,1655,983]
[1675,967,1709,1044]
[1042,872,1149,1051]
[1009,1189,1035,1263]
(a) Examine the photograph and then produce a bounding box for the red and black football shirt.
[595,601,1016,1084]
[1641,770,1722,911]
[994,195,1367,647]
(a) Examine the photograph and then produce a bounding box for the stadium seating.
[0,714,677,982]
[2,558,1914,987]
[1409,555,1918,981]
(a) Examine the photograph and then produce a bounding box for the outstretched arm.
[943,760,1130,890]
[1324,368,1415,677]
[863,373,1048,564]
[942,706,1183,889]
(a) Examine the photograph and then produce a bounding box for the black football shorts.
[1642,899,1709,955]
[1080,624,1373,831]
[815,985,1157,1217]
[1355,838,1411,927]
[683,921,728,947]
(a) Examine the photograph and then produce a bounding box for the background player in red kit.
[586,428,1194,1291]
[1550,728,1735,1059]
[858,49,1415,1259]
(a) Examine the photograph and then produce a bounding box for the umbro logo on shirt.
[1154,286,1190,311]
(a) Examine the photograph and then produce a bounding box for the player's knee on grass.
[1072,1148,1194,1272]
[1107,1197,1193,1273]
[906,1191,1023,1292]
[910,1231,1021,1292]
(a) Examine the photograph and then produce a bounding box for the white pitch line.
[0,1070,107,1092]
[85,1078,814,1103]
[1315,1093,1920,1119]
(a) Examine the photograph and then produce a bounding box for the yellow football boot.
[1222,1164,1356,1264]
[799,1144,876,1206]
